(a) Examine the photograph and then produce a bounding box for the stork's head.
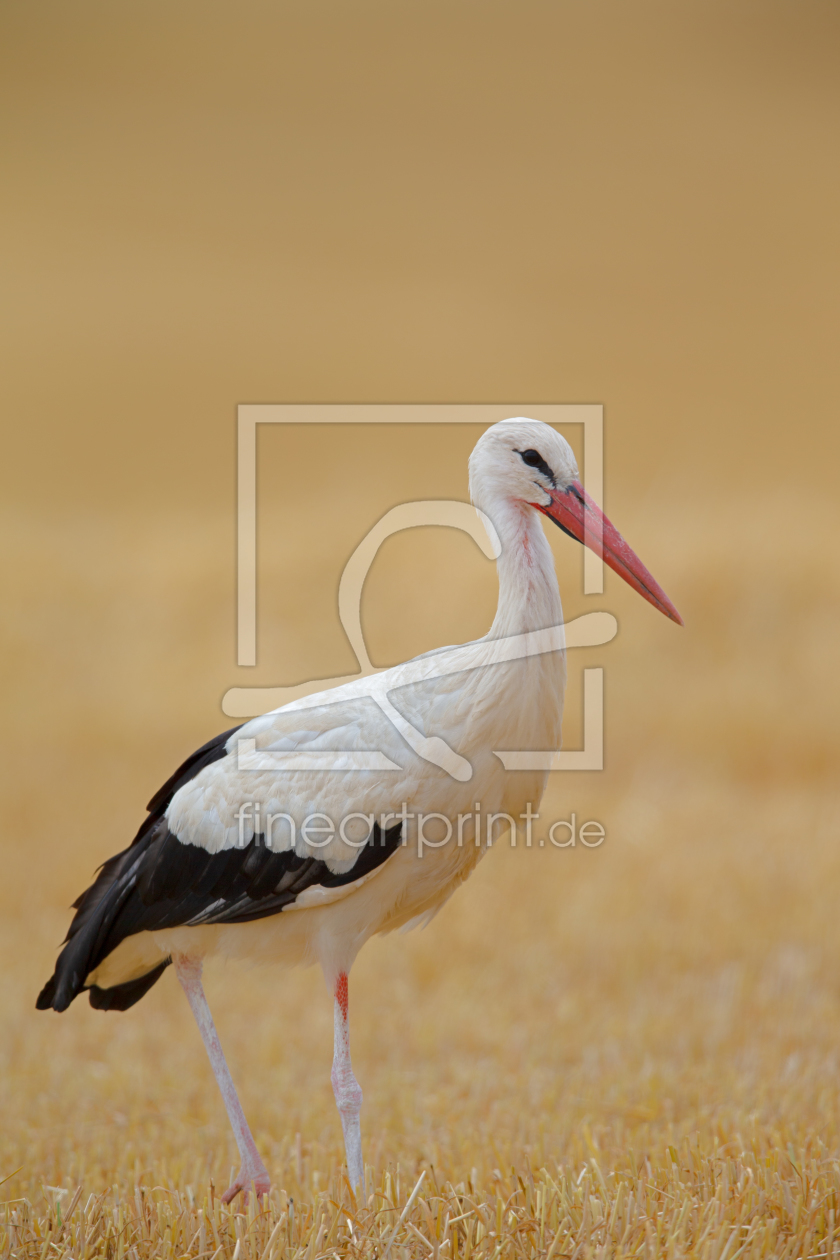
[469,417,683,625]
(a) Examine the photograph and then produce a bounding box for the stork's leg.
[173,955,270,1203]
[331,972,364,1194]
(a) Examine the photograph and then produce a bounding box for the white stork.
[38,418,681,1202]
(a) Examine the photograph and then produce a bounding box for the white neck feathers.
[486,498,564,640]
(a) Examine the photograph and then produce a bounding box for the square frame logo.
[223,405,616,772]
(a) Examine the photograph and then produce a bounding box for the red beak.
[534,481,683,626]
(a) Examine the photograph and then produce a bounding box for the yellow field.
[2,1,839,1256]
[3,478,839,1257]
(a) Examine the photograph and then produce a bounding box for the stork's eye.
[516,448,556,485]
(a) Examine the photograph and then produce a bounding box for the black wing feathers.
[144,725,242,816]
[136,824,212,904]
[37,721,402,1014]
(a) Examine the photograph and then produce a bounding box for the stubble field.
[2,1,839,1254]
[2,459,839,1257]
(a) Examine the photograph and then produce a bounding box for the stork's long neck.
[486,498,564,640]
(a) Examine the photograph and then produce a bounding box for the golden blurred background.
[1,0,839,1242]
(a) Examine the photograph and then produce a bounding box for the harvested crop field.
[2,2,839,1256]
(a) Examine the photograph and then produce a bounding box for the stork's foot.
[221,1164,271,1204]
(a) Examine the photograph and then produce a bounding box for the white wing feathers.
[165,682,473,866]
[164,624,569,867]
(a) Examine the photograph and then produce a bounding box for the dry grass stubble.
[1,485,838,1257]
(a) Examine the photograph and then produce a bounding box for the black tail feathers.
[36,957,170,1013]
[88,959,171,1011]
[37,723,239,1015]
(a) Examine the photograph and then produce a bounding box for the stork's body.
[38,419,681,1201]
